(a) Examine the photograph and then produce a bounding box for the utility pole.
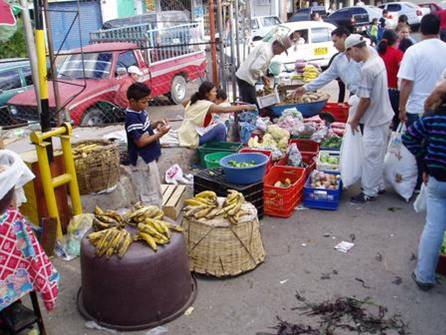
[209,0,219,84]
[216,0,226,90]
[19,0,41,116]
[234,0,240,68]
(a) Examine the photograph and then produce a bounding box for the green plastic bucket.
[204,152,231,169]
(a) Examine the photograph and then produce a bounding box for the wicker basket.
[73,140,120,195]
[183,201,265,277]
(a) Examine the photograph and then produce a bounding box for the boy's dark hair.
[398,37,414,53]
[216,89,227,101]
[383,9,388,15]
[398,14,408,24]
[420,14,440,35]
[377,29,398,55]
[127,82,151,101]
[372,18,378,23]
[331,27,350,38]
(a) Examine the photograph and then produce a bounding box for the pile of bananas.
[87,204,183,257]
[73,143,101,159]
[183,190,248,225]
[88,227,133,258]
[303,65,320,83]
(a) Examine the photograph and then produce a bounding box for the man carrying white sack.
[345,34,394,204]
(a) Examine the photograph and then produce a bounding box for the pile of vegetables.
[281,91,329,105]
[319,152,340,166]
[228,160,257,168]
[310,171,340,190]
[273,178,292,188]
[320,136,342,149]
[248,125,290,157]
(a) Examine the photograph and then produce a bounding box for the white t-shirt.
[236,42,274,86]
[397,38,446,115]
[357,54,394,127]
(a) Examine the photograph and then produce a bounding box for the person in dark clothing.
[398,37,414,53]
[402,94,446,291]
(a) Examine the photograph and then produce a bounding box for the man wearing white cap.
[114,65,143,107]
[236,35,292,105]
[345,34,394,203]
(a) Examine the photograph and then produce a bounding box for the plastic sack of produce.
[413,184,427,213]
[311,126,329,143]
[339,125,363,188]
[238,110,259,123]
[383,125,417,202]
[256,117,272,132]
[239,121,257,144]
[287,143,302,167]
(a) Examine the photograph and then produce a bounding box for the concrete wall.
[100,0,118,22]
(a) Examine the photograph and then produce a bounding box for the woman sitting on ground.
[177,81,255,148]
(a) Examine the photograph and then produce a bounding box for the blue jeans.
[415,177,446,284]
[406,113,422,188]
[199,123,227,145]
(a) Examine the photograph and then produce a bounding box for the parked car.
[363,5,398,29]
[7,40,207,126]
[419,2,443,14]
[288,6,328,22]
[0,60,32,126]
[251,16,282,41]
[379,2,426,28]
[259,21,338,71]
[325,6,370,32]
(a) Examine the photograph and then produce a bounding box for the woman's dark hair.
[0,188,14,215]
[127,82,151,101]
[398,14,408,24]
[216,89,227,101]
[398,37,414,53]
[190,81,215,105]
[377,29,398,55]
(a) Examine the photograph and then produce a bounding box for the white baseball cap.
[344,34,366,50]
[127,66,143,76]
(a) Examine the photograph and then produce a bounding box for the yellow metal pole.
[60,124,82,216]
[34,142,63,238]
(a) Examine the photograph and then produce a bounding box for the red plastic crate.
[276,154,317,179]
[264,166,305,217]
[288,139,320,153]
[240,148,273,173]
[322,102,349,123]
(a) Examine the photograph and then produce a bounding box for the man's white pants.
[361,123,390,197]
[131,158,162,206]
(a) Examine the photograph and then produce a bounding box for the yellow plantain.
[184,198,209,207]
[94,206,104,216]
[139,232,158,251]
[129,207,149,220]
[228,201,243,216]
[194,207,214,219]
[138,223,165,240]
[154,220,171,238]
[164,222,184,232]
[118,232,132,258]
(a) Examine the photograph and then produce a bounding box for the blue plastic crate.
[304,171,342,210]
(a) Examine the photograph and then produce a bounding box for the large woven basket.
[73,140,120,195]
[183,201,265,277]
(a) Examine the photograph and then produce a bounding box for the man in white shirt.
[346,34,394,203]
[398,14,446,188]
[293,27,362,98]
[236,35,291,105]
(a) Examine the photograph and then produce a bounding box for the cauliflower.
[267,125,290,142]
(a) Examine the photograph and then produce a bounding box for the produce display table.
[77,223,196,331]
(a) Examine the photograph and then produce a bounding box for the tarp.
[0,0,16,26]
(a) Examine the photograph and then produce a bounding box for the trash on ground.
[375,252,383,262]
[85,321,118,334]
[355,277,371,289]
[184,306,194,316]
[334,241,354,253]
[349,233,356,242]
[146,326,169,335]
[280,279,289,285]
[271,296,408,335]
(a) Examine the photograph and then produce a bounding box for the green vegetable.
[228,160,257,168]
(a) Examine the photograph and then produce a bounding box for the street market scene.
[1,0,446,333]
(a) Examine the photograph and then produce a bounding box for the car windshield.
[262,25,290,42]
[58,52,113,80]
[262,17,281,26]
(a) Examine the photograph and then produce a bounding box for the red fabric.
[0,0,16,26]
[203,113,212,127]
[0,209,59,311]
[438,10,446,29]
[114,77,136,107]
[379,46,404,89]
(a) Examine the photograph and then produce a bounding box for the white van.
[259,21,338,72]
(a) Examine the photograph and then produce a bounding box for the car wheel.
[167,75,187,104]
[80,107,107,127]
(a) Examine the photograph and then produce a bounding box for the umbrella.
[0,0,17,26]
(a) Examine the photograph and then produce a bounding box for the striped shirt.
[402,114,446,182]
[125,109,161,166]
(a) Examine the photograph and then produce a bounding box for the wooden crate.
[161,184,186,220]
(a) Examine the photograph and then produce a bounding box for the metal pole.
[19,0,41,116]
[42,0,63,125]
[209,0,219,84]
[229,0,236,101]
[234,0,240,68]
[216,0,226,90]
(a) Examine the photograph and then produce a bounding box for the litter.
[184,306,194,316]
[146,326,168,335]
[85,321,118,334]
[280,279,289,285]
[334,241,354,253]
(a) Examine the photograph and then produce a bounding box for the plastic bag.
[165,164,193,185]
[57,214,94,260]
[413,183,427,213]
[339,125,363,188]
[255,117,272,132]
[383,125,417,202]
[287,143,302,167]
[239,121,257,144]
[310,126,329,143]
